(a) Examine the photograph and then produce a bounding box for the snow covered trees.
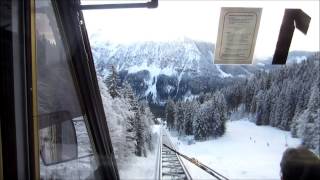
[221,54,319,154]
[183,101,196,135]
[192,91,227,139]
[134,110,145,156]
[175,101,185,136]
[105,65,121,98]
[165,91,227,140]
[210,91,227,137]
[98,75,155,167]
[292,81,320,154]
[165,99,176,130]
[193,107,210,140]
[128,96,154,157]
[136,101,155,156]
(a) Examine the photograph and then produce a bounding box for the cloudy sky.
[82,0,319,58]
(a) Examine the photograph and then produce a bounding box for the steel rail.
[161,128,192,180]
[163,144,229,180]
[155,125,162,180]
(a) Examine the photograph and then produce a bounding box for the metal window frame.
[80,0,158,10]
[2,0,158,179]
[51,0,120,179]
[0,0,37,179]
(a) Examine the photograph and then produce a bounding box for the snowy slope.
[169,119,301,179]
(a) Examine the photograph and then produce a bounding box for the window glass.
[83,0,319,179]
[36,0,99,179]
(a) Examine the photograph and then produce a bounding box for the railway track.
[155,126,192,180]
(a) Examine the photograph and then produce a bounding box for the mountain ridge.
[90,38,315,104]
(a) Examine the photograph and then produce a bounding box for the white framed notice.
[214,7,262,64]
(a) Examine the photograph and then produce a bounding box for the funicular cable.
[163,144,229,180]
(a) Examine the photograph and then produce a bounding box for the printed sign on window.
[214,7,262,64]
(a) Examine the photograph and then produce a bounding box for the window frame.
[1,0,119,179]
[0,0,36,179]
[47,0,120,179]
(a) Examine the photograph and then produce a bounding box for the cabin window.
[35,0,99,178]
[81,0,319,179]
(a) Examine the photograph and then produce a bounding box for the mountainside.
[90,37,315,104]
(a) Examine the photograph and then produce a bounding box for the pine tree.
[307,83,320,114]
[122,81,139,112]
[174,101,185,136]
[143,109,154,152]
[255,90,264,125]
[192,107,209,140]
[302,112,320,155]
[165,98,176,130]
[121,81,139,155]
[183,101,195,135]
[134,109,145,157]
[274,88,286,129]
[105,65,121,98]
[302,83,320,154]
[210,91,227,137]
[269,85,280,127]
[255,90,271,126]
[280,83,297,130]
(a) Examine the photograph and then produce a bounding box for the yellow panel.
[30,0,40,179]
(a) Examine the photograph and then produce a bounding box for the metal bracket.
[272,9,311,64]
[80,0,158,10]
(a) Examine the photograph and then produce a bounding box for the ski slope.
[169,118,302,179]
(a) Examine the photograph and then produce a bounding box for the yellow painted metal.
[30,0,40,179]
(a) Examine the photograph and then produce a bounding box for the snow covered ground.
[169,118,302,180]
[119,125,161,179]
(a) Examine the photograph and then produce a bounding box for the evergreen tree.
[269,85,280,127]
[121,82,139,154]
[122,81,139,112]
[255,90,264,125]
[192,107,209,140]
[105,65,121,98]
[274,88,286,128]
[174,101,185,136]
[183,101,195,135]
[165,98,176,130]
[302,83,320,154]
[210,91,227,137]
[134,109,145,157]
[280,83,297,130]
